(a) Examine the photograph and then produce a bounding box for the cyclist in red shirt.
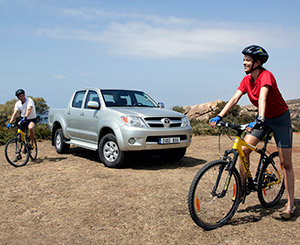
[210,45,295,220]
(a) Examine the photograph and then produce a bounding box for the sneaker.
[13,154,22,162]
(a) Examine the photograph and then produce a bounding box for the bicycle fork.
[211,149,241,200]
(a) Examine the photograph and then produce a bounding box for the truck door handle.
[67,111,71,115]
[80,112,85,116]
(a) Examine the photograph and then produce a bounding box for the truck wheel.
[99,133,125,168]
[158,147,186,162]
[54,128,70,154]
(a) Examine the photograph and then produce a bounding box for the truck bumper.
[117,126,193,151]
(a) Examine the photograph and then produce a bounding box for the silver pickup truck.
[48,88,193,168]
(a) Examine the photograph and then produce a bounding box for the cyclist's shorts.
[249,110,293,148]
[20,118,37,131]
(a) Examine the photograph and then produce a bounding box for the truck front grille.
[144,117,182,128]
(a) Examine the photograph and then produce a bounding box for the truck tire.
[98,133,125,168]
[54,128,70,154]
[158,147,186,162]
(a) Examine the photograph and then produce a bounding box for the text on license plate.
[158,137,180,144]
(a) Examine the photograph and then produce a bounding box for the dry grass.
[0,134,299,244]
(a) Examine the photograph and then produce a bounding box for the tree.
[0,96,49,126]
[0,99,17,127]
[31,97,49,122]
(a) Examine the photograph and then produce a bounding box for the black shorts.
[20,118,37,131]
[248,110,293,148]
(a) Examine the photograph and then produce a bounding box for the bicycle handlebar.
[8,121,24,129]
[216,120,272,133]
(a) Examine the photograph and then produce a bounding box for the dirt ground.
[0,134,299,245]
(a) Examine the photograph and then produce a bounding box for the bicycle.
[4,121,38,167]
[187,121,285,230]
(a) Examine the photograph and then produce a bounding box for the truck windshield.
[101,89,159,107]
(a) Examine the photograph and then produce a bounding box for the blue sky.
[1,0,300,109]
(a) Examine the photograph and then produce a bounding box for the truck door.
[79,90,102,143]
[66,90,87,139]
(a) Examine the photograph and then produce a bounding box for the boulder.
[183,98,300,122]
[184,100,222,121]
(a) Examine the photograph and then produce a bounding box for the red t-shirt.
[238,70,288,118]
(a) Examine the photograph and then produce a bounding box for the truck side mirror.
[158,102,165,108]
[87,101,100,109]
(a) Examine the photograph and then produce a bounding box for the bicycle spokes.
[257,152,285,208]
[4,139,30,167]
[188,160,241,230]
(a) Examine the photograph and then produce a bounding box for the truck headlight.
[181,116,190,127]
[121,116,147,128]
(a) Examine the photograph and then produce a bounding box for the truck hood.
[108,107,185,118]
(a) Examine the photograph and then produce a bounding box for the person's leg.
[278,147,294,214]
[239,134,261,190]
[28,122,35,146]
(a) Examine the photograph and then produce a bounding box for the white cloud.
[49,73,66,79]
[35,9,300,59]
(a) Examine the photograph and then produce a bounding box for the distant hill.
[184,98,300,122]
[286,99,300,121]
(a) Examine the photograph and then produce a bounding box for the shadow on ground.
[63,147,207,170]
[228,198,300,227]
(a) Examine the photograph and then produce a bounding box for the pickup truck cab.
[48,88,193,168]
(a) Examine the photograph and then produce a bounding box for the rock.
[184,98,300,122]
[286,99,300,121]
[240,104,257,117]
[183,100,222,121]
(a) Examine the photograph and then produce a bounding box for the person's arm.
[210,89,243,127]
[218,90,244,118]
[24,105,33,119]
[245,85,270,132]
[257,86,270,121]
[9,110,19,124]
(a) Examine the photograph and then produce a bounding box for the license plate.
[158,137,180,144]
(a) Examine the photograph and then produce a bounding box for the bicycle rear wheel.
[4,138,30,167]
[257,152,285,208]
[28,138,38,160]
[188,160,241,230]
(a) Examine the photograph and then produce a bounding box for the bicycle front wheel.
[257,152,285,208]
[188,160,242,230]
[29,138,38,160]
[4,138,30,167]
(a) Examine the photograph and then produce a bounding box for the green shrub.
[172,105,185,114]
[0,126,16,145]
[292,121,300,132]
[0,123,51,146]
[34,123,52,140]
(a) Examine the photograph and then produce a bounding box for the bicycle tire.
[188,160,242,230]
[257,152,285,208]
[28,138,38,160]
[4,138,30,167]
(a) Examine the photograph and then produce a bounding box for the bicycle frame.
[17,128,26,142]
[222,128,282,193]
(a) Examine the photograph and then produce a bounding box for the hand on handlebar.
[246,118,264,132]
[20,117,27,123]
[209,116,222,128]
[6,123,12,129]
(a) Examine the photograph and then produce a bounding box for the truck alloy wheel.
[103,141,119,162]
[99,133,125,168]
[54,128,70,154]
